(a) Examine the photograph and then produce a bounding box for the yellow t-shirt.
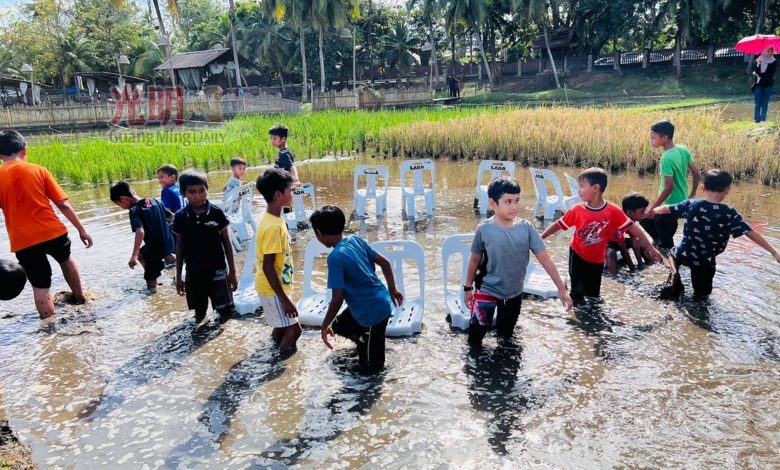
[255,212,294,296]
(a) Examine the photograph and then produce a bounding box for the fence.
[313,87,433,111]
[2,92,301,129]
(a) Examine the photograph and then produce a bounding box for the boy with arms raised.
[0,130,93,318]
[312,205,404,372]
[654,169,780,300]
[110,181,175,288]
[255,169,301,349]
[542,168,662,301]
[174,170,237,323]
[464,177,572,346]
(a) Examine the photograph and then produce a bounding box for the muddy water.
[1,158,779,468]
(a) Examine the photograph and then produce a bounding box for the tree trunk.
[451,34,456,68]
[279,70,286,94]
[543,25,561,88]
[674,28,682,79]
[470,19,494,87]
[368,0,374,84]
[748,0,768,72]
[228,0,242,95]
[428,20,439,90]
[318,26,326,92]
[151,0,177,90]
[300,26,308,102]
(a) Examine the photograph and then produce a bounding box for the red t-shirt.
[557,201,633,263]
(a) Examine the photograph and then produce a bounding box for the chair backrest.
[529,167,567,200]
[301,238,333,298]
[238,232,257,289]
[221,184,241,217]
[442,234,473,299]
[371,240,425,307]
[354,165,389,199]
[238,182,255,229]
[291,183,316,220]
[476,160,516,193]
[564,172,579,197]
[399,160,435,197]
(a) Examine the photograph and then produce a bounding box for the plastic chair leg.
[425,192,434,215]
[356,197,366,218]
[377,194,386,215]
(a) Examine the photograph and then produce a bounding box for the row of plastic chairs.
[353,161,436,220]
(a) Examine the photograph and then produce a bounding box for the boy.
[463,177,572,346]
[269,125,300,185]
[223,157,247,201]
[644,120,701,251]
[313,205,404,372]
[654,169,780,300]
[605,192,655,274]
[173,169,237,323]
[0,130,93,318]
[110,181,176,288]
[157,164,186,215]
[0,258,27,301]
[541,168,662,301]
[255,168,301,349]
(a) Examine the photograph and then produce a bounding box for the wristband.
[463,285,473,292]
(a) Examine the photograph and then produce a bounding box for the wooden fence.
[313,87,433,111]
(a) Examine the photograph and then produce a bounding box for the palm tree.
[59,33,95,87]
[440,0,494,86]
[242,15,297,94]
[285,0,314,101]
[657,0,717,78]
[514,0,560,88]
[384,19,420,78]
[0,49,20,78]
[132,38,166,81]
[407,0,440,89]
[311,0,351,92]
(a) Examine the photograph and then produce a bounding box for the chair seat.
[445,294,471,331]
[564,195,581,210]
[297,293,329,327]
[285,210,313,230]
[356,188,386,197]
[523,263,561,299]
[233,287,260,316]
[386,300,424,336]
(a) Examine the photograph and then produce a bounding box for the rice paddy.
[24,103,780,186]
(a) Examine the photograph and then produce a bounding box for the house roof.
[532,28,577,50]
[155,48,257,71]
[74,72,149,83]
[0,77,53,89]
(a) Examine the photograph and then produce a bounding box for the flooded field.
[1,158,779,468]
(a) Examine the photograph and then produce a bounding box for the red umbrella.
[735,34,780,55]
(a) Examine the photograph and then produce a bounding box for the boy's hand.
[390,288,404,306]
[80,230,93,248]
[228,272,238,291]
[648,246,664,264]
[281,298,298,318]
[773,251,780,264]
[321,325,335,349]
[465,290,474,309]
[559,290,573,311]
[644,209,656,220]
[128,255,138,269]
[176,277,186,296]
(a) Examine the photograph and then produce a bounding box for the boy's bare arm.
[262,253,297,316]
[290,165,301,185]
[653,205,672,215]
[688,162,701,199]
[54,199,93,247]
[375,254,403,306]
[321,289,345,349]
[626,223,663,263]
[221,229,237,291]
[534,250,572,311]
[463,252,482,307]
[175,234,185,296]
[129,228,145,268]
[617,239,635,269]
[744,230,780,263]
[540,223,562,239]
[647,176,674,218]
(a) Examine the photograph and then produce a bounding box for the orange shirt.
[0,159,69,252]
[557,201,633,264]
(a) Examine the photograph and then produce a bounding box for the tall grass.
[374,106,780,185]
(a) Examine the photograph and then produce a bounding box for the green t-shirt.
[659,145,693,205]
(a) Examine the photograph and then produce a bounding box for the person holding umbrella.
[735,34,779,123]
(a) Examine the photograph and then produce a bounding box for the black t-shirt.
[129,198,175,255]
[670,199,751,268]
[274,147,295,172]
[172,202,229,274]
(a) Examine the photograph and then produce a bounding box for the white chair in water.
[296,239,342,327]
[474,160,516,215]
[232,233,261,315]
[220,182,256,252]
[372,240,425,336]
[529,168,567,220]
[284,183,316,231]
[563,172,581,210]
[353,164,389,218]
[400,160,435,219]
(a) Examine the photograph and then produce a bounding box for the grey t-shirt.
[471,217,547,299]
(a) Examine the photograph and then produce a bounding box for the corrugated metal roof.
[156,48,232,71]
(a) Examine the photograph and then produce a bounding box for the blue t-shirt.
[670,199,751,268]
[274,148,294,172]
[161,184,185,214]
[129,198,175,256]
[327,235,393,328]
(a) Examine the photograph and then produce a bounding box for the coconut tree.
[59,33,95,87]
[284,0,314,101]
[242,14,297,94]
[407,0,440,89]
[311,0,352,92]
[656,0,718,78]
[0,49,20,78]
[440,0,494,86]
[132,38,166,80]
[513,0,560,88]
[384,19,421,79]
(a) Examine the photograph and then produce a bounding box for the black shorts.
[139,245,165,282]
[647,214,678,249]
[15,234,72,289]
[675,257,716,300]
[332,308,389,371]
[185,269,234,314]
[467,293,523,345]
[569,248,604,300]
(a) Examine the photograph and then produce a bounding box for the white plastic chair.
[219,182,256,252]
[441,234,475,331]
[296,239,341,327]
[523,262,561,299]
[284,183,316,231]
[529,168,567,220]
[353,165,389,218]
[371,240,425,336]
[233,233,261,315]
[563,172,581,210]
[474,160,516,215]
[399,160,435,219]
